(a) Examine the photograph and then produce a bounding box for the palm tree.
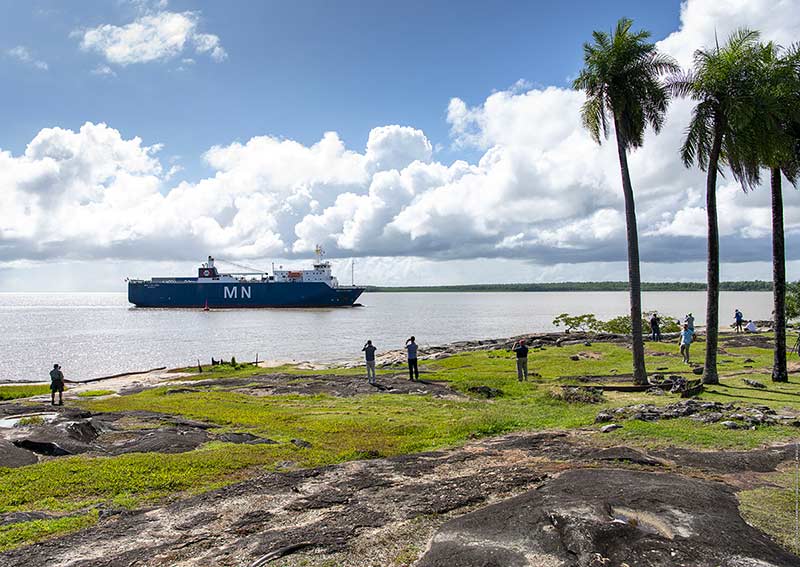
[669,29,764,385]
[748,43,800,382]
[573,18,679,385]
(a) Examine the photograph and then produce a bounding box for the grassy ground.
[75,390,115,398]
[0,511,98,552]
[739,464,800,555]
[0,385,50,401]
[1,333,799,553]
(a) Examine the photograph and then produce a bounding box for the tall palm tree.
[573,18,679,385]
[748,43,800,382]
[669,29,764,385]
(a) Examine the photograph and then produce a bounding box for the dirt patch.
[720,334,774,349]
[195,372,463,399]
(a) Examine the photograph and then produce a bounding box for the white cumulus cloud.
[76,10,227,66]
[3,0,800,285]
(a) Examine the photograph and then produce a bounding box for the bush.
[549,386,605,404]
[552,313,601,332]
[553,313,681,335]
[787,281,800,321]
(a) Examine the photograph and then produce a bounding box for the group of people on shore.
[361,335,532,384]
[360,307,763,382]
[362,336,420,384]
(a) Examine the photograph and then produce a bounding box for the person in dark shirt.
[362,340,377,384]
[49,364,64,406]
[734,309,744,333]
[512,339,529,381]
[650,313,661,342]
[405,336,419,381]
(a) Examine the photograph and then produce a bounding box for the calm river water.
[0,291,773,382]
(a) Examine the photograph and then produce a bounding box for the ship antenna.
[351,258,355,286]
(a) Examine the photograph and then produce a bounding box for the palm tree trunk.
[703,117,723,385]
[614,116,647,385]
[771,167,788,382]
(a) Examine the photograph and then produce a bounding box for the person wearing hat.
[512,339,529,381]
[49,364,65,406]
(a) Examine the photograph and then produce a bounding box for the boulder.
[467,386,503,399]
[218,432,277,445]
[0,439,38,468]
[416,469,799,567]
[12,439,71,457]
[600,424,622,433]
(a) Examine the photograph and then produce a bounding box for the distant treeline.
[364,281,773,293]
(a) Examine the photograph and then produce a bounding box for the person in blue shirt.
[362,340,377,384]
[405,336,419,381]
[679,323,694,364]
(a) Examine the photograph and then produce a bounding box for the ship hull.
[128,281,364,308]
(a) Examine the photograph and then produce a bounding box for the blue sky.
[1,0,799,290]
[1,0,680,182]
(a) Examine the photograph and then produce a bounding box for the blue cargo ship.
[128,250,364,308]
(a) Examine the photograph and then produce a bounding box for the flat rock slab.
[417,468,798,567]
[1,431,797,567]
[193,373,462,399]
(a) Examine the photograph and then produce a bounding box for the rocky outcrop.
[595,400,798,428]
[1,431,797,567]
[417,468,798,567]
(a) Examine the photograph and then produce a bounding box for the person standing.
[649,313,661,342]
[49,364,64,406]
[679,324,694,364]
[685,313,695,332]
[511,339,529,381]
[362,340,377,384]
[734,309,744,333]
[405,336,419,381]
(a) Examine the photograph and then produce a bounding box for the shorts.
[51,381,64,393]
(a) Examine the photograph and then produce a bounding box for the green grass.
[739,467,800,553]
[76,390,115,398]
[0,442,287,513]
[2,333,799,552]
[0,384,50,401]
[0,511,98,552]
[15,416,45,427]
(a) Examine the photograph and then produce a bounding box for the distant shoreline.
[365,281,772,293]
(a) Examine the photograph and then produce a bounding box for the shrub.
[552,313,601,333]
[550,386,605,404]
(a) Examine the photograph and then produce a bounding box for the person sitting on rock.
[511,339,529,381]
[405,337,419,381]
[362,340,378,385]
[49,364,65,406]
[745,320,758,333]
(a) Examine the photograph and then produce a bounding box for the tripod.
[791,333,800,356]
